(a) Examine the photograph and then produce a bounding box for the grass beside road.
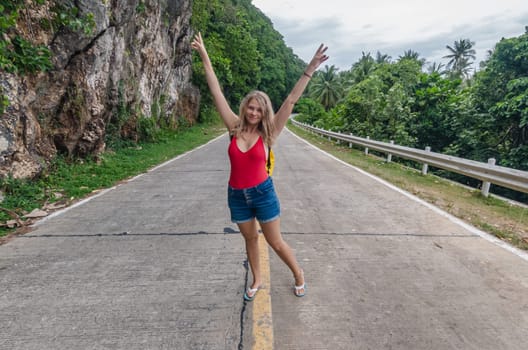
[288,123,528,251]
[0,121,226,239]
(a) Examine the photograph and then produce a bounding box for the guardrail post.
[365,136,369,155]
[349,133,353,148]
[387,140,394,162]
[481,158,496,197]
[422,146,431,175]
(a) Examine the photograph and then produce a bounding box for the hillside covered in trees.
[190,0,306,120]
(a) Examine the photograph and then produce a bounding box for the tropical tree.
[375,51,391,64]
[398,49,426,66]
[335,75,386,136]
[386,83,416,145]
[309,65,343,111]
[411,72,466,152]
[350,52,376,83]
[375,56,422,95]
[469,30,528,170]
[427,61,446,75]
[294,97,327,125]
[443,38,476,79]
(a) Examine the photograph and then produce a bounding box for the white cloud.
[253,0,528,71]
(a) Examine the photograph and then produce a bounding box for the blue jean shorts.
[227,177,281,224]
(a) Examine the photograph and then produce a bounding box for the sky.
[252,0,528,72]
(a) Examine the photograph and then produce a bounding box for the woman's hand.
[305,44,329,75]
[190,32,239,130]
[191,32,208,58]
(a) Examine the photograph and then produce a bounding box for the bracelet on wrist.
[303,71,312,79]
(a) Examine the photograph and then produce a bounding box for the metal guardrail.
[291,119,528,195]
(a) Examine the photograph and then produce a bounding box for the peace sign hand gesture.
[305,44,329,76]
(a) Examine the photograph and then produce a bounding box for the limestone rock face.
[0,0,198,179]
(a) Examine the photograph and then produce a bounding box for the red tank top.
[228,136,269,189]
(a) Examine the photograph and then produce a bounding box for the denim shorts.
[227,177,281,224]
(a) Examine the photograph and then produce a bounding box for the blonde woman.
[191,32,328,300]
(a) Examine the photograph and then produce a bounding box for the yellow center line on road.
[252,231,274,350]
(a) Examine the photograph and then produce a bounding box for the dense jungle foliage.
[296,34,528,174]
[191,0,306,121]
[295,31,528,201]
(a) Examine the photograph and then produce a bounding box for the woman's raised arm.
[191,32,239,131]
[273,44,329,137]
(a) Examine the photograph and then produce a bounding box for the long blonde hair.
[232,90,275,146]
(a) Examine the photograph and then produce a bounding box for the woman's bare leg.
[238,219,261,295]
[260,218,305,293]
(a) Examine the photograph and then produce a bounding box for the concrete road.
[1,129,528,350]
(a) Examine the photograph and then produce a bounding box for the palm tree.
[427,61,445,75]
[351,52,376,83]
[479,48,494,70]
[309,65,343,111]
[443,38,476,79]
[398,49,426,66]
[375,51,391,64]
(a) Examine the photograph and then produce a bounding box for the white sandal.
[244,287,259,301]
[294,283,306,297]
[294,269,306,297]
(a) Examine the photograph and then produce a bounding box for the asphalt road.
[1,129,528,350]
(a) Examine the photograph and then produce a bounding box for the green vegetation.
[0,121,225,237]
[0,0,95,113]
[289,122,528,251]
[297,31,528,202]
[191,0,305,110]
[1,1,51,81]
[443,38,476,79]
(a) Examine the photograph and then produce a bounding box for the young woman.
[191,32,328,300]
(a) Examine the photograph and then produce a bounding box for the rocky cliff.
[0,0,198,179]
